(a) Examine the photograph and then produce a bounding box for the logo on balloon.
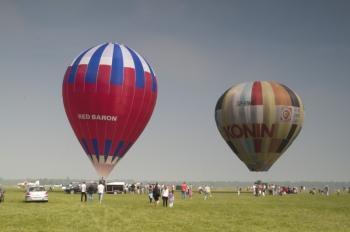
[78,113,118,122]
[280,107,292,121]
[222,123,275,139]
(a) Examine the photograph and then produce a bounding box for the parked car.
[64,184,81,194]
[25,186,48,202]
[63,182,98,194]
[0,186,5,202]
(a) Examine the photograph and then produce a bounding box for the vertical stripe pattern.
[215,81,304,171]
[62,42,157,178]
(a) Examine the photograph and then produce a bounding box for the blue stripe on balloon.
[244,139,254,153]
[81,138,90,154]
[92,138,99,161]
[239,82,254,156]
[67,48,91,83]
[151,74,157,92]
[240,82,253,107]
[144,60,157,92]
[104,140,112,161]
[111,44,124,85]
[119,142,132,158]
[126,47,145,88]
[112,141,124,162]
[85,43,108,84]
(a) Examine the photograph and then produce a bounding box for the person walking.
[188,185,193,199]
[181,182,187,199]
[87,183,94,201]
[169,190,175,208]
[97,182,105,204]
[204,185,211,200]
[152,183,161,206]
[162,186,169,207]
[81,182,87,202]
[325,185,330,196]
[148,185,153,203]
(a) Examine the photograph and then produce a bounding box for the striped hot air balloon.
[62,43,157,178]
[215,81,304,171]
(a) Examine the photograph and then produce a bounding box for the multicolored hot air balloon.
[62,43,157,178]
[215,81,304,171]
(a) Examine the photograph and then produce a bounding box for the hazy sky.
[0,0,349,181]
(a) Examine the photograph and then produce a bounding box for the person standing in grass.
[324,185,329,196]
[97,181,105,204]
[87,183,94,201]
[162,185,169,207]
[81,182,87,202]
[187,184,193,199]
[181,182,187,199]
[148,185,153,203]
[204,185,211,200]
[153,183,161,206]
[169,190,175,208]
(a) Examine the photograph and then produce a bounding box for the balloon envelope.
[62,43,157,177]
[215,81,304,171]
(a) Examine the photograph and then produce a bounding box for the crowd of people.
[80,180,106,204]
[251,183,300,196]
[147,183,175,207]
[75,179,350,207]
[248,183,348,197]
[144,182,214,208]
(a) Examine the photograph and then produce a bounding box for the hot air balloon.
[215,81,304,171]
[62,43,157,178]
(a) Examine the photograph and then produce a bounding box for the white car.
[25,186,48,202]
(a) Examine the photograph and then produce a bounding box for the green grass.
[0,188,349,232]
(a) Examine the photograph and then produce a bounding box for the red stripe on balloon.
[95,65,112,156]
[122,72,147,146]
[105,85,123,156]
[64,70,92,155]
[251,81,263,105]
[254,139,262,153]
[63,66,71,83]
[97,65,111,93]
[129,72,153,143]
[119,67,145,152]
[74,65,88,92]
[109,67,136,156]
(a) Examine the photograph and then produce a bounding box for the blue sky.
[0,0,349,181]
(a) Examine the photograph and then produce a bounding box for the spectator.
[204,185,211,200]
[188,185,193,199]
[324,185,330,196]
[81,182,87,202]
[148,185,153,203]
[181,182,187,199]
[87,183,94,201]
[162,186,169,207]
[152,183,161,206]
[169,190,175,208]
[98,182,105,204]
[198,186,203,194]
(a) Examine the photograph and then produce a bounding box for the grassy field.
[0,188,349,232]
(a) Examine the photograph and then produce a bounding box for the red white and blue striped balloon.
[62,43,157,178]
